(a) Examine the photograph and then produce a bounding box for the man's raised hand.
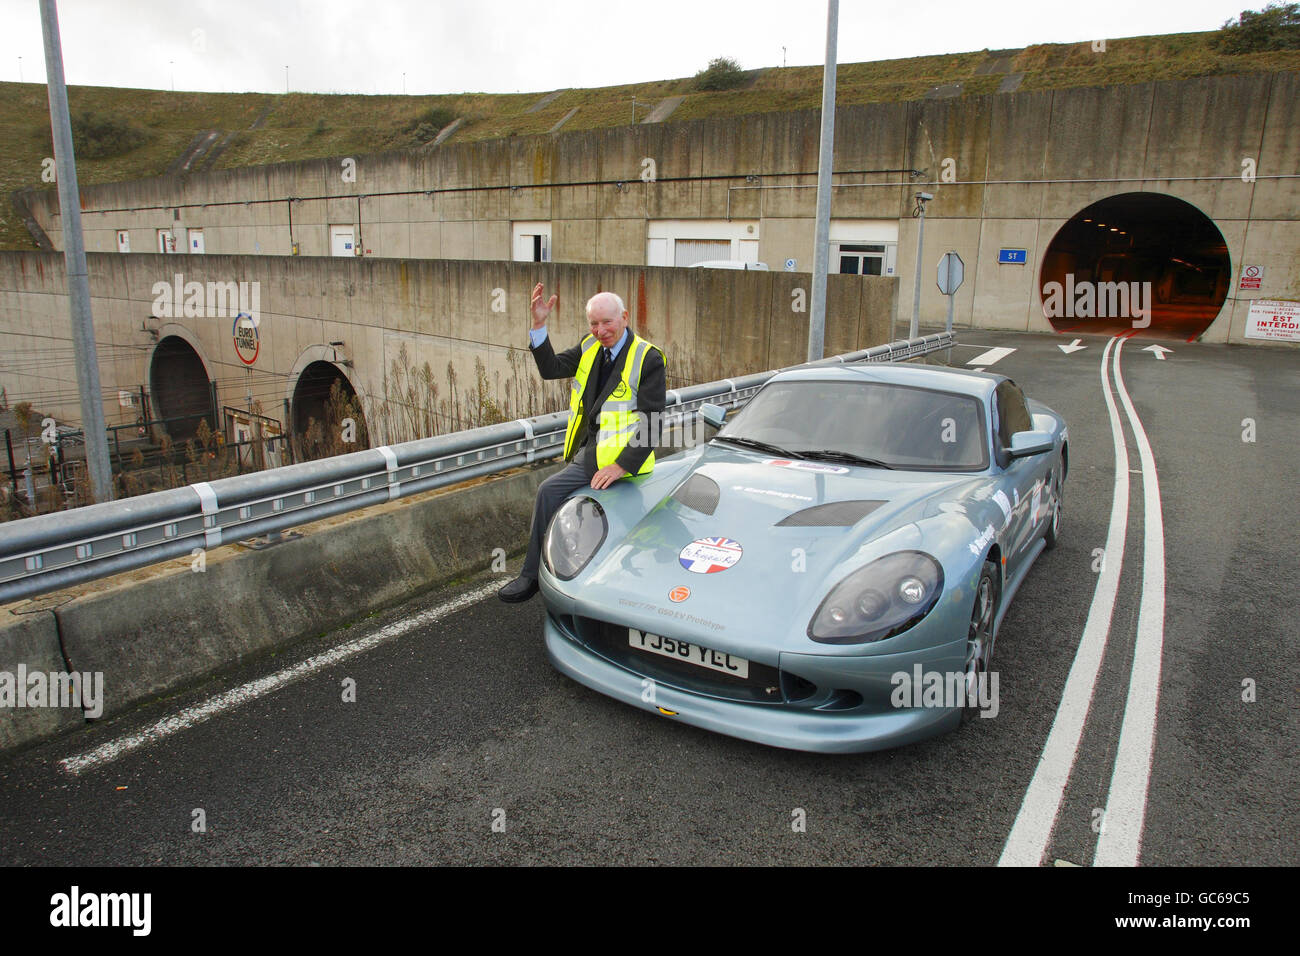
[531,282,557,330]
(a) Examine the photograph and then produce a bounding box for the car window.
[719,380,988,470]
[994,380,1034,448]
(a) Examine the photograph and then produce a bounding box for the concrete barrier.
[0,462,556,752]
[0,606,81,750]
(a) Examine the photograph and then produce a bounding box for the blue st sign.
[999,248,1027,264]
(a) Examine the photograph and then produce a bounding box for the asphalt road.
[1,327,1296,866]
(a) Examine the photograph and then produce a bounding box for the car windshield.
[715,379,988,471]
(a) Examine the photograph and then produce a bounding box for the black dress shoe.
[498,575,539,603]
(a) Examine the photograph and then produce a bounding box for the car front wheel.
[1043,468,1062,550]
[963,560,1000,721]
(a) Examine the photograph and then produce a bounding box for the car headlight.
[544,496,608,580]
[808,551,944,644]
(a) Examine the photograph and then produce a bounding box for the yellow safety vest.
[563,332,664,475]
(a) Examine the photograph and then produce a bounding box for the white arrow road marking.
[1095,335,1167,867]
[59,581,501,776]
[1059,339,1087,354]
[1142,344,1172,360]
[998,335,1130,867]
[967,347,1016,367]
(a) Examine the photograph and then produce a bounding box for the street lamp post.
[39,0,114,502]
[907,192,933,340]
[806,0,838,362]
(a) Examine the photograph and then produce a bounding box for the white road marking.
[1142,344,1172,360]
[966,347,1016,367]
[998,335,1131,867]
[59,582,500,776]
[1094,336,1167,867]
[1059,339,1087,354]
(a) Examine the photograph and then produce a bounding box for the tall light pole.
[40,0,113,502]
[17,56,22,82]
[169,59,174,91]
[908,192,933,340]
[284,65,288,93]
[806,0,838,362]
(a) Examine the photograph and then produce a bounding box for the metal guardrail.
[0,332,955,602]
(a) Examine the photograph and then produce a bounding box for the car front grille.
[570,616,813,705]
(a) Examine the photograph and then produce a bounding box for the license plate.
[628,629,749,678]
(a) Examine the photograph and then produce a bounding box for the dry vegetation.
[4,30,1298,250]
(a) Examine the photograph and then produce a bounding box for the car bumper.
[543,612,965,754]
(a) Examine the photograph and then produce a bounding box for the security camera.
[916,191,934,201]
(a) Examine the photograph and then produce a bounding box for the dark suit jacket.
[530,330,667,477]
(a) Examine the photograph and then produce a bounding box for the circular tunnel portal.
[292,361,365,456]
[1040,193,1230,339]
[149,336,214,441]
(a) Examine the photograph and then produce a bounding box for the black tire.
[1043,467,1063,551]
[962,560,1000,722]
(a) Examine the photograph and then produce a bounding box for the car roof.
[768,361,1003,400]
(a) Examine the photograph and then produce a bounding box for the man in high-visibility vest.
[498,282,666,603]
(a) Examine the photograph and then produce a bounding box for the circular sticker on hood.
[679,536,743,574]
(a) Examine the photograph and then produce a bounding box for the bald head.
[585,291,629,349]
[586,292,626,320]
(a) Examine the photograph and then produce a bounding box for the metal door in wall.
[330,226,355,257]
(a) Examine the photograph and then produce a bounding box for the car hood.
[575,444,988,657]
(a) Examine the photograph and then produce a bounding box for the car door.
[993,381,1046,578]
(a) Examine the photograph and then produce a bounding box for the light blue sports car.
[538,362,1068,753]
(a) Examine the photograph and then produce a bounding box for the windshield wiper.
[795,448,894,469]
[711,435,799,458]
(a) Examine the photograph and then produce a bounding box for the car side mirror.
[699,403,727,429]
[1008,429,1054,458]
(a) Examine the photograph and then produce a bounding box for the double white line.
[999,333,1167,867]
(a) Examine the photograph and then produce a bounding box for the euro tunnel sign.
[937,252,964,296]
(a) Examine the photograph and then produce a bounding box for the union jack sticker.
[678,536,743,574]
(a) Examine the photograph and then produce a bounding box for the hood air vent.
[776,500,887,527]
[671,472,720,515]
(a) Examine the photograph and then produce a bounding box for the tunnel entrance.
[149,336,214,441]
[292,361,366,459]
[1040,193,1230,340]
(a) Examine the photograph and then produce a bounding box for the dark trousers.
[521,460,594,579]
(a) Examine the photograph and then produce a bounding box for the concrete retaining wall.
[0,606,81,750]
[17,72,1300,347]
[0,462,556,753]
[0,252,896,435]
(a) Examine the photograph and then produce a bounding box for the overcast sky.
[0,0,1256,96]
